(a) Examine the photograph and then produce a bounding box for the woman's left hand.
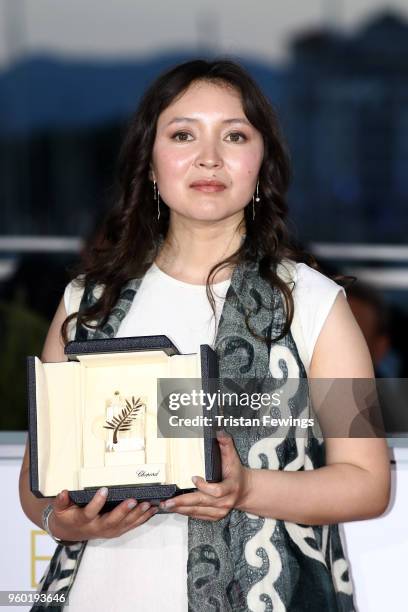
[159,430,252,521]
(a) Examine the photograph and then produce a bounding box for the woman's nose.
[195,142,223,169]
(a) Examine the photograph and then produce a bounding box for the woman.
[19,59,390,611]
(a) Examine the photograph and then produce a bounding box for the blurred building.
[286,11,408,243]
[1,11,407,244]
[2,10,407,340]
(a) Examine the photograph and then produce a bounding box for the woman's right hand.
[49,488,158,542]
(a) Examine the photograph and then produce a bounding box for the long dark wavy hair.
[61,58,351,345]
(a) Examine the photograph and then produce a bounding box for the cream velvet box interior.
[28,335,221,505]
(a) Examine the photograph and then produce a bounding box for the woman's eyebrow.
[165,117,251,127]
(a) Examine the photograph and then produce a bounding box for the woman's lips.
[191,185,226,192]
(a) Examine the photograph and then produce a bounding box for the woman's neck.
[155,215,245,285]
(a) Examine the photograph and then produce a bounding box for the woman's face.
[151,80,264,224]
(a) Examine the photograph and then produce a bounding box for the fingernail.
[127,500,137,509]
[163,500,175,509]
[191,476,198,485]
[140,502,150,512]
[98,487,108,497]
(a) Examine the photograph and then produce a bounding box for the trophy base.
[79,463,167,488]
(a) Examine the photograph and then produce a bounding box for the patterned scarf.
[32,258,355,612]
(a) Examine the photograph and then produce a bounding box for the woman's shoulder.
[278,259,347,372]
[63,275,104,316]
[285,259,346,331]
[277,258,346,297]
[64,277,83,316]
[294,261,346,297]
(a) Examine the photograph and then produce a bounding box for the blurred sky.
[0,0,407,67]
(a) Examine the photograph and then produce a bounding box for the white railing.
[0,236,83,252]
[310,243,408,289]
[0,237,407,290]
[311,243,408,262]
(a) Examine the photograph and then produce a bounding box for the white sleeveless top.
[63,260,345,612]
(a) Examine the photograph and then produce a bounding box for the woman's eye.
[226,132,247,143]
[172,131,193,142]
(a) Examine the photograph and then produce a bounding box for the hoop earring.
[153,180,160,220]
[252,180,260,220]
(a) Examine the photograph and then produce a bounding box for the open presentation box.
[28,335,221,508]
